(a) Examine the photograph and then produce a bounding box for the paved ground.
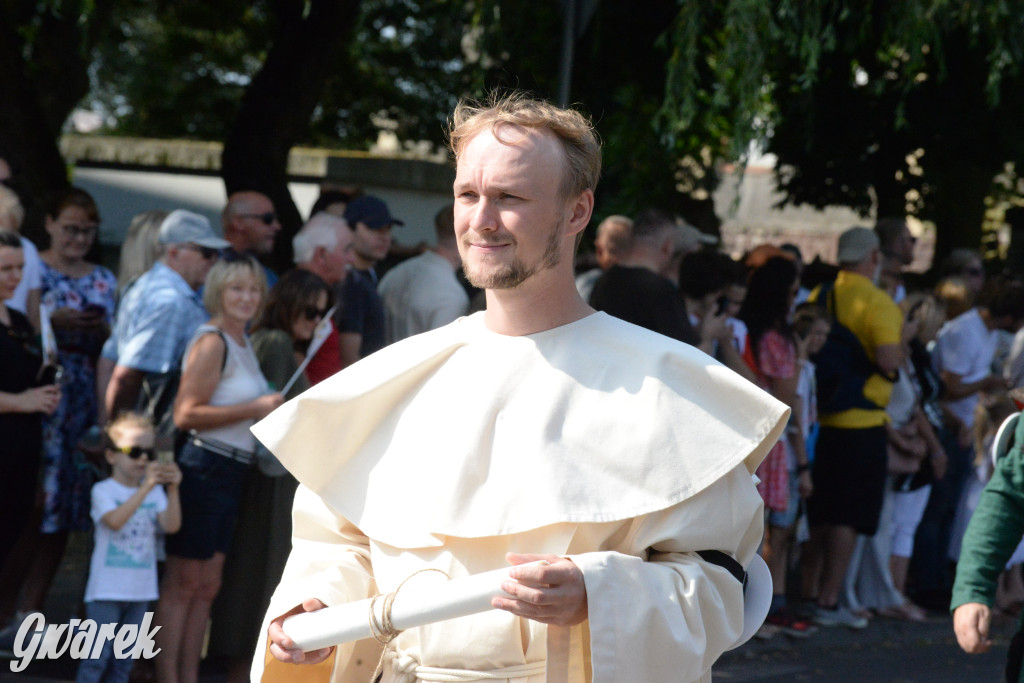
[716,612,1013,682]
[0,532,1014,681]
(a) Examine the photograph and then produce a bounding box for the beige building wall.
[714,163,934,271]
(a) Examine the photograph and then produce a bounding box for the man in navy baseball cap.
[344,195,404,231]
[337,196,403,366]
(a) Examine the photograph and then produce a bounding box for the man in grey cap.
[338,195,403,365]
[802,225,904,630]
[105,209,230,422]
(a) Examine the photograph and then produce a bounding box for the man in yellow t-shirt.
[804,226,904,629]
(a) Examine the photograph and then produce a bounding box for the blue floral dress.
[39,262,117,533]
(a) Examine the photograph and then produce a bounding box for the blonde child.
[946,396,1017,572]
[75,413,181,683]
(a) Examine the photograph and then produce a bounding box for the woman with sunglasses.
[206,268,334,681]
[20,188,117,628]
[250,268,334,400]
[0,231,60,569]
[155,255,283,683]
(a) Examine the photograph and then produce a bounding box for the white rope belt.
[371,569,545,683]
[388,654,546,682]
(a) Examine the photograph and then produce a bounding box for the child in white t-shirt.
[75,413,181,683]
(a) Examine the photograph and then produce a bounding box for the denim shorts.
[164,440,250,560]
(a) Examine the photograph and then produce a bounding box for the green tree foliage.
[468,0,724,231]
[89,0,477,151]
[221,0,359,270]
[13,1,1024,264]
[308,0,481,151]
[661,0,1024,259]
[89,2,273,140]
[87,0,723,233]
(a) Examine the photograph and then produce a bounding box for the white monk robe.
[251,311,789,683]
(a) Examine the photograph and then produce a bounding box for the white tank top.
[186,324,268,450]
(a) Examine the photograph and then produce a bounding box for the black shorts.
[164,440,250,560]
[806,425,888,535]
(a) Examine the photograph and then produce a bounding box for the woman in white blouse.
[155,254,283,683]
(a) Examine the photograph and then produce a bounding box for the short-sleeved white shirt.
[932,308,999,429]
[84,478,167,603]
[378,251,470,344]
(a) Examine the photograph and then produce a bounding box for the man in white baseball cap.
[105,210,229,422]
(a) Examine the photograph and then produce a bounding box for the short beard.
[464,220,563,290]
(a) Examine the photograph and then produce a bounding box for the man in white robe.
[252,92,788,683]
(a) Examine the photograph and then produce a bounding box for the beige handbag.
[887,424,927,475]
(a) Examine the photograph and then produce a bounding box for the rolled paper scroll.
[282,561,543,652]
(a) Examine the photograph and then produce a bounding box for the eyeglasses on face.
[303,306,329,321]
[240,212,278,225]
[182,244,220,260]
[60,224,97,239]
[111,445,156,460]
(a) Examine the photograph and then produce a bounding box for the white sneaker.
[813,606,869,629]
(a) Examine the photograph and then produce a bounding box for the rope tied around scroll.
[370,567,452,682]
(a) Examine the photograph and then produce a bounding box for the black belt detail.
[696,550,748,592]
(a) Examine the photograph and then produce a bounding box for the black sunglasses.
[240,212,278,225]
[111,445,156,460]
[303,306,329,321]
[183,244,220,260]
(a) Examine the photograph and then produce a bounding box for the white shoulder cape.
[252,311,788,548]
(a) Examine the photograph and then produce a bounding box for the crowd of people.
[581,212,1024,645]
[0,165,469,681]
[1,137,1024,681]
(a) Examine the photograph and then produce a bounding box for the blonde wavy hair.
[106,412,154,448]
[202,254,267,318]
[448,91,601,201]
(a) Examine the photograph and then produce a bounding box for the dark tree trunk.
[908,28,1006,271]
[222,0,361,272]
[0,18,70,244]
[925,160,1000,270]
[0,1,117,244]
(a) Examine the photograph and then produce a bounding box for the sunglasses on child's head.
[111,445,156,460]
